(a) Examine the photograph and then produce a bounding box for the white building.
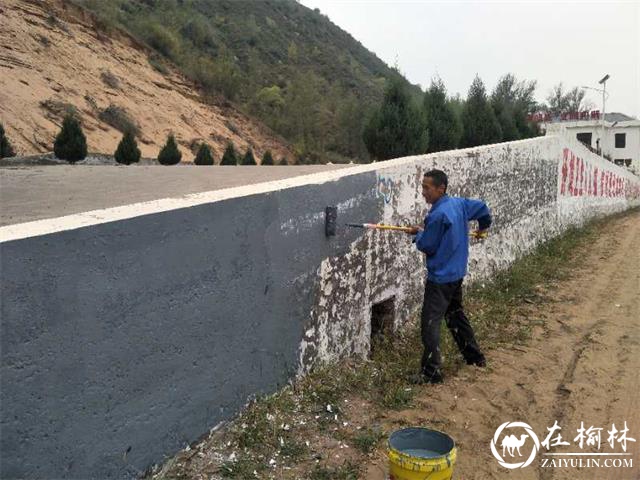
[543,112,640,173]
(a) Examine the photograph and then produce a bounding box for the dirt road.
[366,211,640,480]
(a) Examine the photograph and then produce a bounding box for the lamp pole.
[581,74,610,159]
[598,74,610,159]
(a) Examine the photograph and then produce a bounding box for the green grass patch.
[309,460,361,480]
[219,456,264,478]
[352,427,386,454]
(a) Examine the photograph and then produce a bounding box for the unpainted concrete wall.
[300,135,640,369]
[1,135,638,479]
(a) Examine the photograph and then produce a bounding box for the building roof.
[604,112,636,122]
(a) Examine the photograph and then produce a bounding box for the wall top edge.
[2,136,633,244]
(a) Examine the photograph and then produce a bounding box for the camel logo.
[490,421,540,469]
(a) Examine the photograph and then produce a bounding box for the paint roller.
[324,207,487,238]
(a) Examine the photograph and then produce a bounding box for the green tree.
[363,78,428,161]
[0,123,16,158]
[491,74,539,140]
[461,76,502,148]
[254,86,285,117]
[114,130,141,165]
[194,142,214,165]
[281,72,326,158]
[423,77,461,152]
[220,142,238,165]
[261,150,274,165]
[565,87,591,112]
[157,133,181,165]
[333,92,369,159]
[495,107,520,141]
[144,23,179,60]
[54,114,87,163]
[180,16,216,49]
[242,148,257,165]
[545,83,591,117]
[278,157,288,166]
[188,55,240,100]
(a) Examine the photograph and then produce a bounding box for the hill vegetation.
[3,1,573,163]
[71,0,546,164]
[0,0,294,161]
[70,0,423,163]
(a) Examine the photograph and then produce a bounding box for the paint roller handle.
[404,225,422,235]
[470,229,489,240]
[366,224,420,234]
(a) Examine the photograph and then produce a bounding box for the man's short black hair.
[424,169,448,192]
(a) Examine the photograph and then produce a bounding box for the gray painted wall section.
[0,173,379,479]
[1,136,639,479]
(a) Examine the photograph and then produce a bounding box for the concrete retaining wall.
[1,135,638,479]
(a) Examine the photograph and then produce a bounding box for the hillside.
[0,0,294,162]
[68,0,423,162]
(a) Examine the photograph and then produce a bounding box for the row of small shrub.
[1,115,289,165]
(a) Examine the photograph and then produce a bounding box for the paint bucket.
[388,427,457,480]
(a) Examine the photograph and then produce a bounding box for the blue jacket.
[414,195,491,283]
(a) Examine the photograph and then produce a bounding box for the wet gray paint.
[0,172,378,479]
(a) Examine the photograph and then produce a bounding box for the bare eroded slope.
[0,0,294,162]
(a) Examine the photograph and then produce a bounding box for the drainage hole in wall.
[370,296,395,355]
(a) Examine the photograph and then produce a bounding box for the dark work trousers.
[421,279,484,380]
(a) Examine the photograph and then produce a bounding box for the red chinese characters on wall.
[528,110,601,123]
[560,148,638,200]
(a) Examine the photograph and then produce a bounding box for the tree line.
[363,73,544,161]
[0,116,288,166]
[362,74,604,162]
[0,76,598,163]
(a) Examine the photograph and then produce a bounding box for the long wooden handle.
[350,223,489,238]
[362,223,416,233]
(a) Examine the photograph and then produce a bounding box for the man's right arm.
[414,214,448,256]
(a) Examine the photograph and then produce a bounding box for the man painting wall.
[407,169,492,384]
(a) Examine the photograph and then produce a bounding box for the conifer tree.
[54,114,87,163]
[261,150,274,165]
[241,147,257,165]
[0,123,16,158]
[114,130,141,165]
[194,142,214,165]
[423,77,461,152]
[461,76,502,148]
[157,133,182,165]
[363,78,428,161]
[220,142,238,165]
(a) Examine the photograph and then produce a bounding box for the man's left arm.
[464,198,492,231]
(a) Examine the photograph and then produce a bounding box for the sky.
[298,0,640,118]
